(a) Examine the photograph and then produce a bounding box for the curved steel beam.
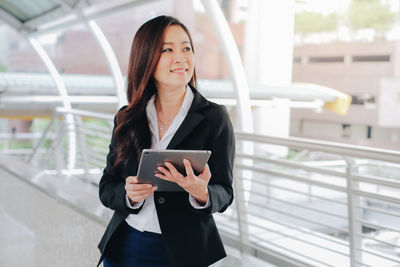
[200,0,253,133]
[28,37,76,171]
[56,0,127,108]
[28,38,71,109]
[86,20,127,108]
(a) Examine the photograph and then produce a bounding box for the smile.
[170,66,188,73]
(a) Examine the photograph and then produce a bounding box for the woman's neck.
[155,86,187,114]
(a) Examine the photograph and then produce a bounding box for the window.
[352,55,390,62]
[342,124,351,138]
[308,56,344,63]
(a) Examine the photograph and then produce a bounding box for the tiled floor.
[0,168,104,267]
[0,166,275,267]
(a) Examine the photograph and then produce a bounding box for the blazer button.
[157,197,166,204]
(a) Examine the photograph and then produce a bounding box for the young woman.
[98,15,235,267]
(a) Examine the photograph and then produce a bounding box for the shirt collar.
[146,86,194,138]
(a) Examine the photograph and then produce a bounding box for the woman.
[98,15,235,267]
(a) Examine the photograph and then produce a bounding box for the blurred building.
[292,41,400,150]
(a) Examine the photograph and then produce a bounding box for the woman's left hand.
[155,159,211,204]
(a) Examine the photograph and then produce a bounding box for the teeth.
[170,65,188,72]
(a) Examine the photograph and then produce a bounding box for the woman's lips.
[170,66,188,73]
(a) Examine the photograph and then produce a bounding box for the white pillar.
[257,1,294,87]
[243,0,259,82]
[245,0,295,156]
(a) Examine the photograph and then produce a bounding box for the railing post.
[54,117,66,176]
[28,114,56,164]
[75,116,90,176]
[344,157,362,266]
[233,165,248,253]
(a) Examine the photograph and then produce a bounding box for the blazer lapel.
[167,87,209,149]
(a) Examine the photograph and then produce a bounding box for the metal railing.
[214,133,400,267]
[0,132,52,158]
[2,108,400,267]
[24,108,114,184]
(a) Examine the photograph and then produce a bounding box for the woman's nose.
[174,53,186,63]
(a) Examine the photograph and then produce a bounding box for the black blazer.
[97,88,235,267]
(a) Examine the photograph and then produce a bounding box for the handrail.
[55,107,115,120]
[0,132,45,140]
[232,132,400,266]
[48,111,400,164]
[236,132,400,164]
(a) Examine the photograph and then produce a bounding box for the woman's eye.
[162,48,172,52]
[183,47,191,52]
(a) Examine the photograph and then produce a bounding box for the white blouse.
[124,87,210,234]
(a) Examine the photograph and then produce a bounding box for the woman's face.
[154,25,195,91]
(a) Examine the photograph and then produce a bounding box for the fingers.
[157,162,185,183]
[125,183,153,191]
[128,188,154,197]
[156,166,172,178]
[199,164,211,182]
[183,159,195,177]
[125,176,154,192]
[127,186,156,203]
[126,176,138,184]
[125,175,157,203]
[154,172,174,182]
[163,162,181,178]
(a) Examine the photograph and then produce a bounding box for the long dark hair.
[113,15,197,168]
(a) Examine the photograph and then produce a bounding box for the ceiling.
[0,0,147,34]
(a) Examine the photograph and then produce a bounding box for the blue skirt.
[103,221,170,267]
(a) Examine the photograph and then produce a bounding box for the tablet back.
[137,149,212,191]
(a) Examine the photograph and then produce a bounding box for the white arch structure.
[1,0,254,128]
[0,7,77,171]
[0,0,253,172]
[55,0,127,108]
[200,0,253,133]
[28,38,77,171]
[86,20,127,108]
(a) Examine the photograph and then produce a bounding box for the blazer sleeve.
[198,105,235,215]
[98,107,144,215]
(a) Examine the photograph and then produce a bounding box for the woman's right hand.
[125,176,157,204]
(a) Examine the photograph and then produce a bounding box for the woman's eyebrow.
[163,41,191,45]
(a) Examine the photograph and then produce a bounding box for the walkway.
[0,159,274,267]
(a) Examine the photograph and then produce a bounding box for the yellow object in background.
[324,95,352,115]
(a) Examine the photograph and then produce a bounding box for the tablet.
[137,149,212,191]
